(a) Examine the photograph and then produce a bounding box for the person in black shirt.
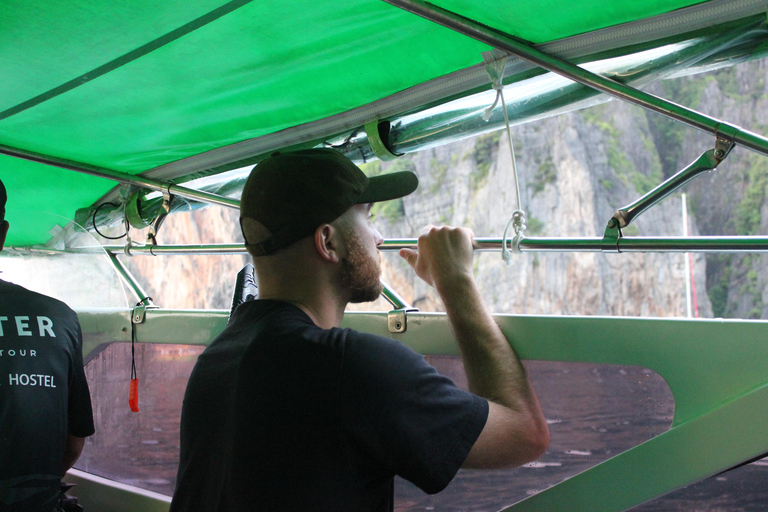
[0,179,95,512]
[171,149,549,512]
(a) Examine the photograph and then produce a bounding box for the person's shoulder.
[0,280,78,318]
[334,326,422,367]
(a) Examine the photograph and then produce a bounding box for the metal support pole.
[380,280,415,310]
[382,0,768,159]
[0,144,240,210]
[682,194,692,318]
[99,236,768,256]
[106,252,155,305]
[382,237,768,253]
[111,243,247,256]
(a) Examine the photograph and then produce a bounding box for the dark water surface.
[76,344,768,511]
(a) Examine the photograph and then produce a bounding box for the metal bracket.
[601,218,622,253]
[379,279,419,333]
[387,307,419,333]
[132,298,158,324]
[603,133,736,252]
[714,123,737,162]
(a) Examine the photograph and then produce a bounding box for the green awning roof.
[0,0,760,247]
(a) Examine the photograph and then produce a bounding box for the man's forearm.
[400,225,549,467]
[436,274,536,410]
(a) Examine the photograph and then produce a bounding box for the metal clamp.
[379,280,419,333]
[713,123,737,162]
[132,298,158,324]
[365,120,402,161]
[146,189,174,246]
[601,218,622,253]
[387,307,419,333]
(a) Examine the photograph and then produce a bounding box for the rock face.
[372,103,711,317]
[123,207,248,311]
[676,60,768,319]
[125,60,768,319]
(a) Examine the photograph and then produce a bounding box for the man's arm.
[400,225,549,469]
[62,434,85,474]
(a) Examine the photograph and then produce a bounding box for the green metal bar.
[0,144,240,210]
[382,0,768,159]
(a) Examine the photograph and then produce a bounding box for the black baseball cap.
[240,148,418,256]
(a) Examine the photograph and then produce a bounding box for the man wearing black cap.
[171,149,548,512]
[0,179,95,511]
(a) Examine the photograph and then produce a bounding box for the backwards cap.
[240,148,418,256]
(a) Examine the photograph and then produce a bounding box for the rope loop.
[502,210,527,264]
[123,234,136,257]
[482,50,527,265]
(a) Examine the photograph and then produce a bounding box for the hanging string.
[129,314,140,412]
[482,51,527,265]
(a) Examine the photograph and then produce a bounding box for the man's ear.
[314,223,341,263]
[0,220,8,252]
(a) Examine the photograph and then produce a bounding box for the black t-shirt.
[171,300,488,512]
[0,280,95,512]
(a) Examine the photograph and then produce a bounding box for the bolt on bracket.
[132,298,158,324]
[387,307,419,333]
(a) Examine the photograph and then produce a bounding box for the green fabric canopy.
[0,0,737,247]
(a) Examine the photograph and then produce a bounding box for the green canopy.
[0,0,760,247]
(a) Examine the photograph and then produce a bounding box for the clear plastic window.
[394,357,675,511]
[76,343,203,495]
[0,221,127,309]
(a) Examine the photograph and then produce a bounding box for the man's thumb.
[399,248,417,267]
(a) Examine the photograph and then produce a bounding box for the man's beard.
[339,228,383,303]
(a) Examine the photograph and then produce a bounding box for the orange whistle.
[129,378,140,412]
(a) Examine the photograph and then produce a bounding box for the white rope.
[123,234,136,257]
[482,51,526,264]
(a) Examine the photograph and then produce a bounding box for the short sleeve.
[338,331,488,494]
[67,315,95,438]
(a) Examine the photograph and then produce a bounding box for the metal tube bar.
[380,281,414,309]
[0,144,240,210]
[382,238,608,252]
[617,237,768,252]
[106,252,153,304]
[110,243,247,256]
[101,236,768,256]
[382,0,768,159]
[613,149,719,228]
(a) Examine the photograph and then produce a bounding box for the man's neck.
[282,298,345,330]
[257,286,346,329]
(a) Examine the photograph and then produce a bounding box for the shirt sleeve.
[338,330,488,494]
[67,315,95,438]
